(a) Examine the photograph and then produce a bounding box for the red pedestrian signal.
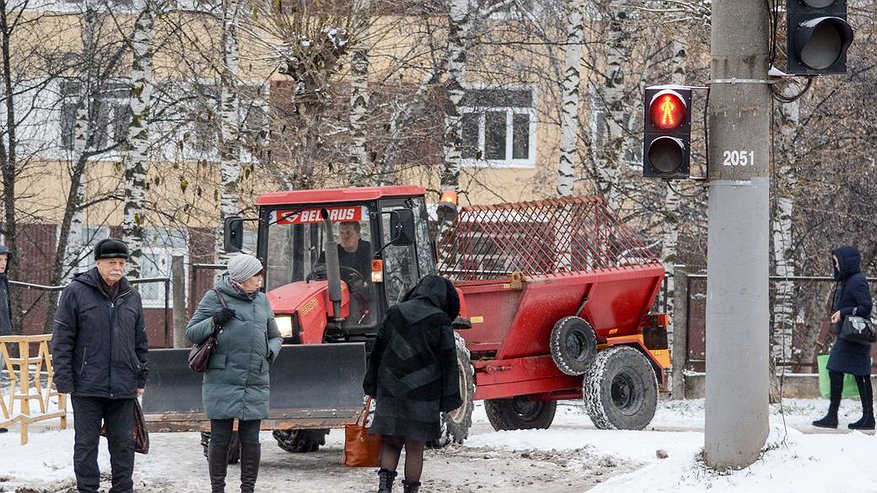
[649,93,686,131]
[643,86,691,179]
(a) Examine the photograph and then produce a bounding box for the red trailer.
[437,196,669,431]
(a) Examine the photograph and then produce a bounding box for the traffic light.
[642,86,691,179]
[786,0,854,75]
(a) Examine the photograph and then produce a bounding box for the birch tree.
[557,0,585,197]
[123,2,155,277]
[215,0,242,259]
[441,0,471,193]
[347,0,370,186]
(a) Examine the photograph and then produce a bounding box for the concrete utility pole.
[705,0,771,469]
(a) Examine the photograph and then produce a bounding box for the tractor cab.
[224,186,436,343]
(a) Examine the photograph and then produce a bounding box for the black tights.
[210,418,261,445]
[379,435,425,483]
[827,370,873,416]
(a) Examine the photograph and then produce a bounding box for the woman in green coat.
[187,254,282,493]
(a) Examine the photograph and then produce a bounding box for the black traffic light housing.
[786,0,854,75]
[642,85,691,179]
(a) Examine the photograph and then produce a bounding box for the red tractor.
[144,186,670,454]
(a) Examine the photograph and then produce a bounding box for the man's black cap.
[93,238,129,260]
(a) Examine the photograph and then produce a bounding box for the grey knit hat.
[227,254,263,282]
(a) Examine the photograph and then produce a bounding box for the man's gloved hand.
[213,308,236,326]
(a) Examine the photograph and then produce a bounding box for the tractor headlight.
[275,315,294,339]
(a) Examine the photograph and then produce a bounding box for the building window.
[461,87,536,168]
[140,228,188,308]
[60,79,130,154]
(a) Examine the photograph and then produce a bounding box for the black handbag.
[839,315,877,345]
[187,288,228,373]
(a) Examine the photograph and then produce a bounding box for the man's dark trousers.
[72,396,135,493]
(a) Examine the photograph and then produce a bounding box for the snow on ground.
[1,397,875,492]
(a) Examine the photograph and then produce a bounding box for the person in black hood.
[0,245,11,433]
[51,238,149,493]
[363,275,462,493]
[813,246,874,430]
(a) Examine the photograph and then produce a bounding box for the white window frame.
[460,85,537,169]
[139,228,189,309]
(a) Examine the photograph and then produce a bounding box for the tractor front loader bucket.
[143,343,367,432]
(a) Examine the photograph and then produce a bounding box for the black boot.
[377,468,397,493]
[240,442,261,493]
[402,480,421,493]
[849,375,875,430]
[208,442,230,493]
[813,369,843,428]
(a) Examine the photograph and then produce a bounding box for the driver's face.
[338,224,361,253]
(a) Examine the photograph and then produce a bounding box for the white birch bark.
[123,3,154,277]
[441,0,470,193]
[63,98,89,284]
[660,39,687,319]
[772,100,799,363]
[217,0,242,260]
[348,0,370,186]
[557,0,584,197]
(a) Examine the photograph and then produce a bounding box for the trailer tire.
[550,316,597,376]
[584,346,657,430]
[485,397,557,431]
[201,431,241,464]
[428,332,475,448]
[272,428,329,453]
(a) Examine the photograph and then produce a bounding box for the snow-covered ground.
[1,396,875,492]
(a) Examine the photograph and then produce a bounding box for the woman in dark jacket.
[363,275,462,493]
[813,246,874,430]
[187,254,282,493]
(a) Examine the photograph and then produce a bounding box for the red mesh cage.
[436,196,660,281]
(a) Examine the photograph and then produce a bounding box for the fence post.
[172,255,187,348]
[671,266,688,399]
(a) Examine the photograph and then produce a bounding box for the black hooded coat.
[828,246,873,376]
[363,275,462,440]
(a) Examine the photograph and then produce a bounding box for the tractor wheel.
[427,332,475,448]
[550,316,597,376]
[484,397,557,431]
[201,431,241,464]
[272,428,329,453]
[584,346,657,430]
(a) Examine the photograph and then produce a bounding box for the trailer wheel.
[272,428,329,453]
[428,332,475,448]
[550,316,597,376]
[584,346,657,430]
[484,397,557,431]
[201,431,241,464]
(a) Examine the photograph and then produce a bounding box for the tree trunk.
[217,0,242,261]
[348,0,370,187]
[441,0,470,193]
[557,0,584,197]
[123,4,154,278]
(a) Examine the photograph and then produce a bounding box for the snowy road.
[2,398,875,492]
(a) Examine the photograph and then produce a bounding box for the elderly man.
[52,238,149,493]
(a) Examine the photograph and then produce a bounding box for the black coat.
[827,247,873,376]
[0,244,14,336]
[363,275,462,440]
[51,268,149,398]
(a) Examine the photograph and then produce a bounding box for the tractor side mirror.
[224,216,244,253]
[389,209,415,246]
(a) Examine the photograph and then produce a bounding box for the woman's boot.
[849,375,875,430]
[239,442,261,493]
[207,442,230,493]
[377,468,397,493]
[402,480,421,493]
[813,370,843,428]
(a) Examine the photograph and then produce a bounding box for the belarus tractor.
[143,185,670,456]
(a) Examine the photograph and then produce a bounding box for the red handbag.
[343,397,382,467]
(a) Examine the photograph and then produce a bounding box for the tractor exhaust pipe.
[321,209,343,320]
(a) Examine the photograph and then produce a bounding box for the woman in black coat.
[363,275,462,493]
[813,246,874,430]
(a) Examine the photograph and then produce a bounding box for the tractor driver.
[317,221,374,324]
